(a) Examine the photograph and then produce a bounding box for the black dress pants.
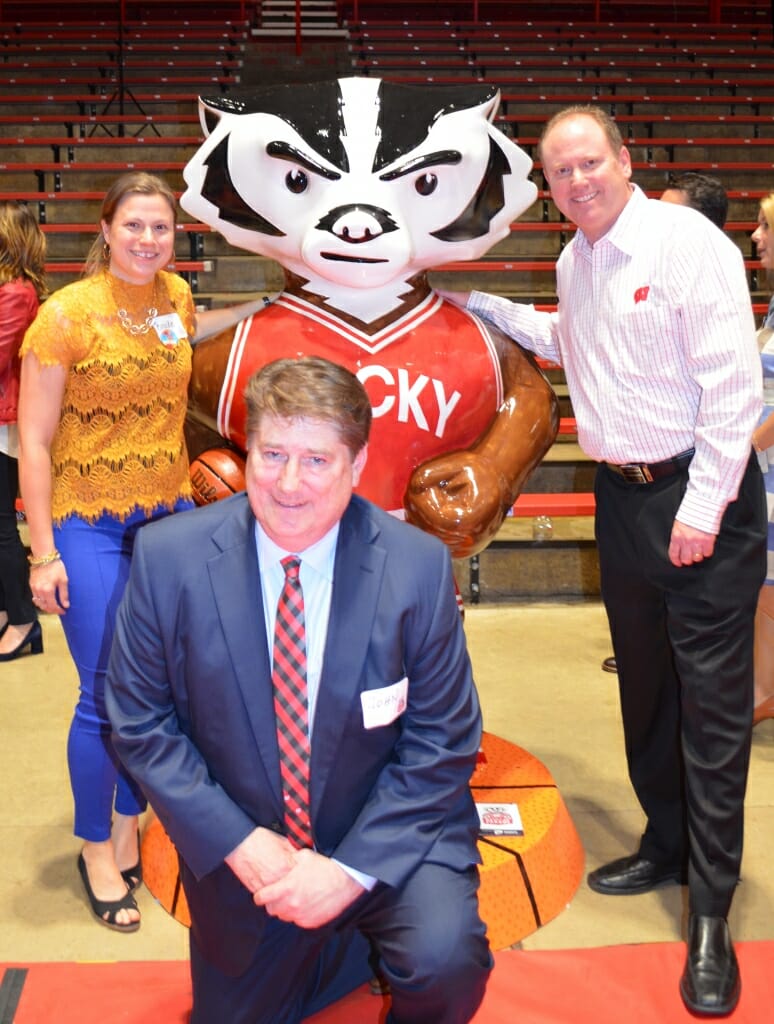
[595,453,766,917]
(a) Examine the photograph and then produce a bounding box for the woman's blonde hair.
[0,201,48,299]
[760,192,774,235]
[84,171,177,277]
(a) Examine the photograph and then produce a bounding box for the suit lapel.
[310,499,386,814]
[207,498,284,813]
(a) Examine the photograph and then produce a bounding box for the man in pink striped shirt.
[443,105,765,1018]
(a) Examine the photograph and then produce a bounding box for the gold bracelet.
[28,549,62,568]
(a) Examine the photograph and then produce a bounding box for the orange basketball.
[189,447,246,505]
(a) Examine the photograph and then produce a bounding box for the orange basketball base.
[141,731,584,950]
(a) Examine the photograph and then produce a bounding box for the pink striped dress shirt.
[468,185,762,534]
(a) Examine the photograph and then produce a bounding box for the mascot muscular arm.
[181,77,558,559]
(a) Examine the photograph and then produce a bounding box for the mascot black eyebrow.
[182,76,559,558]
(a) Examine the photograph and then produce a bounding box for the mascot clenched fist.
[182,76,558,557]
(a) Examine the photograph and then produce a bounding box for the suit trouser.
[595,454,766,917]
[189,862,492,1024]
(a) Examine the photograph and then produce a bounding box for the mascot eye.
[415,173,438,197]
[285,169,309,194]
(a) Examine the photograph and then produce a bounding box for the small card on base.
[476,802,524,836]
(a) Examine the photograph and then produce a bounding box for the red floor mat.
[4,943,774,1023]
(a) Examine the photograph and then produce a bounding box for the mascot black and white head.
[181,77,537,320]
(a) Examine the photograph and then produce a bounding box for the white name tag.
[360,677,408,730]
[151,312,188,347]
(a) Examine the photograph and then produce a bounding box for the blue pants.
[56,502,193,842]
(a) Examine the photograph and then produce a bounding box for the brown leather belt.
[605,448,695,484]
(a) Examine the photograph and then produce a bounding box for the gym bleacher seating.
[3,0,772,598]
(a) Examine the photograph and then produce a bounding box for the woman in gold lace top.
[18,172,267,933]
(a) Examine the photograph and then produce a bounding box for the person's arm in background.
[0,281,37,367]
[18,351,69,611]
[753,415,774,455]
[194,295,276,344]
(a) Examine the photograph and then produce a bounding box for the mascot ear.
[481,90,501,124]
[198,97,225,137]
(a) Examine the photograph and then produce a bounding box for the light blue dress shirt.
[255,520,377,891]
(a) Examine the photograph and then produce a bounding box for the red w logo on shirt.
[634,286,650,304]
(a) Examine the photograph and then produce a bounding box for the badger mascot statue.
[181,76,558,558]
[141,81,581,947]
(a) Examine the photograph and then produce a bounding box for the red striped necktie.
[272,555,313,849]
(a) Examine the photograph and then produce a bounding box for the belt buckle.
[619,463,653,484]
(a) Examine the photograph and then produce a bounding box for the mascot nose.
[316,204,398,244]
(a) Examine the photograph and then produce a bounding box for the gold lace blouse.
[21,269,196,524]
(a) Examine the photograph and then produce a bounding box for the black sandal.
[120,860,143,894]
[119,831,142,893]
[77,853,141,933]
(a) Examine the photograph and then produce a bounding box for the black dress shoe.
[0,621,43,662]
[680,914,740,1017]
[587,853,685,895]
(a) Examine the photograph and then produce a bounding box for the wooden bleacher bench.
[342,79,774,118]
[122,41,246,53]
[523,189,764,223]
[44,258,212,292]
[0,31,246,50]
[40,221,210,259]
[0,136,202,161]
[352,46,771,78]
[0,58,242,73]
[478,134,774,160]
[350,26,769,58]
[498,93,774,116]
[0,93,221,113]
[0,113,200,136]
[433,257,763,274]
[45,254,208,268]
[342,0,700,20]
[349,22,772,45]
[0,190,189,219]
[0,73,236,90]
[496,112,774,139]
[0,1,251,27]
[511,492,595,517]
[45,258,210,272]
[352,44,771,70]
[0,161,188,191]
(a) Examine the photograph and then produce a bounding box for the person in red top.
[0,202,47,660]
